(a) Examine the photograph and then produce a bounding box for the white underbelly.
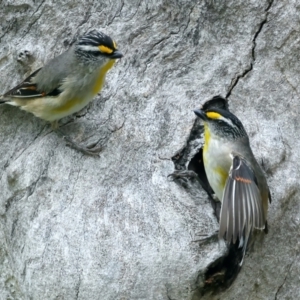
[21,92,95,122]
[203,138,232,201]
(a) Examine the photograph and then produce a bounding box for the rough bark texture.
[0,0,299,299]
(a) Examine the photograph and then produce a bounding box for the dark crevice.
[226,64,253,99]
[187,150,212,196]
[265,0,274,11]
[197,243,243,297]
[226,0,274,98]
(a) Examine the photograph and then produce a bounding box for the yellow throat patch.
[93,59,116,95]
[203,123,210,153]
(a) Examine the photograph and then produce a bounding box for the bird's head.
[194,107,247,140]
[75,30,123,62]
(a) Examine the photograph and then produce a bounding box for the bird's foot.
[55,128,101,156]
[167,170,198,180]
[63,136,102,156]
[192,230,219,243]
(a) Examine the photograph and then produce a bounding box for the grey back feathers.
[32,48,77,94]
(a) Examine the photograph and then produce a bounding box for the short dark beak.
[193,109,207,120]
[110,50,123,59]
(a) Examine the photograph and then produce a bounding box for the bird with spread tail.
[194,98,271,264]
[0,29,123,155]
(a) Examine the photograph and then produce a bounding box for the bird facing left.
[0,29,123,155]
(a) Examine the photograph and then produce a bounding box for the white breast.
[203,136,232,201]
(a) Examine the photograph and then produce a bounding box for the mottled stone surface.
[0,0,299,299]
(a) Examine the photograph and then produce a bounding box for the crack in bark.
[3,143,55,216]
[23,146,55,205]
[76,10,92,30]
[142,28,181,74]
[68,168,81,206]
[21,0,46,39]
[75,269,82,299]
[183,3,196,33]
[226,0,274,98]
[125,0,142,22]
[274,261,294,299]
[12,123,48,161]
[107,0,125,26]
[265,0,274,11]
[31,0,46,17]
[110,119,125,133]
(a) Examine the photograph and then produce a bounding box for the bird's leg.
[168,169,221,220]
[192,230,219,243]
[51,121,102,156]
[51,120,59,130]
[168,169,216,198]
[61,132,102,156]
[168,170,199,180]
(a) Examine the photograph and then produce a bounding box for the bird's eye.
[98,45,113,54]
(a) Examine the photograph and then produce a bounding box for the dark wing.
[2,68,61,99]
[3,68,43,98]
[219,154,265,246]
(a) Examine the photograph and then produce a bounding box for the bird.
[194,102,271,264]
[0,29,123,155]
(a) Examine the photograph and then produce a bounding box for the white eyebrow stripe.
[218,115,237,129]
[77,45,100,52]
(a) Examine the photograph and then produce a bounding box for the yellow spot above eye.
[113,40,117,49]
[98,45,113,54]
[206,112,222,119]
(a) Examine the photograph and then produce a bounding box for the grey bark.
[0,0,299,299]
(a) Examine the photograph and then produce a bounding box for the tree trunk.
[0,0,299,299]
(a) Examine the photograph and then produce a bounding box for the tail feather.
[0,95,8,104]
[239,227,252,266]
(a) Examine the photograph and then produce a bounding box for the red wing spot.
[235,176,252,184]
